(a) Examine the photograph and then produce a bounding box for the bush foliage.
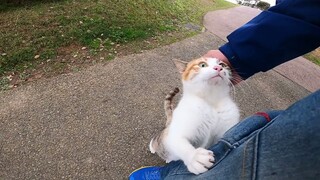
[256,1,270,10]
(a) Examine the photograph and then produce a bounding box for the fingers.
[204,50,243,85]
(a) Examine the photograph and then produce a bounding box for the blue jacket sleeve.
[219,0,320,79]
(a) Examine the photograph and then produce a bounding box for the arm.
[210,0,320,80]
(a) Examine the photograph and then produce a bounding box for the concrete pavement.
[1,6,319,180]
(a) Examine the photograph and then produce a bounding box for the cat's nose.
[213,65,222,72]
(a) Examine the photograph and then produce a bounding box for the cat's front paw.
[186,148,215,175]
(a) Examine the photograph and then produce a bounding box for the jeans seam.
[252,133,259,180]
[222,129,260,148]
[241,143,247,180]
[240,134,259,180]
[251,118,277,180]
[219,139,233,148]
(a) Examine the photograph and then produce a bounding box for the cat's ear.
[173,59,188,74]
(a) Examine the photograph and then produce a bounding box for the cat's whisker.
[228,79,236,100]
[229,69,253,100]
[233,76,252,99]
[235,81,247,97]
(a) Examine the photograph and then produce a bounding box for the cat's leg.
[166,137,215,175]
[159,90,320,179]
[149,138,156,154]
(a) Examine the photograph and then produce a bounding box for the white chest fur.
[168,94,239,149]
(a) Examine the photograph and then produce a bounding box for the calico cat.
[149,57,240,175]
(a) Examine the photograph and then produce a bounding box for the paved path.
[1,6,318,180]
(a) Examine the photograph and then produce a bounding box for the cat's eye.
[219,62,227,68]
[199,62,208,68]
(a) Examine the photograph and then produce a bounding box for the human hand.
[204,50,243,84]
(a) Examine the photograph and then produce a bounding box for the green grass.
[304,48,320,66]
[0,0,235,90]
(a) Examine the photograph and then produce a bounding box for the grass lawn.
[0,0,236,90]
[304,48,320,66]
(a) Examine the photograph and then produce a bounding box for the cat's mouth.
[210,75,222,80]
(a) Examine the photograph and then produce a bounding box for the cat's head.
[173,57,232,86]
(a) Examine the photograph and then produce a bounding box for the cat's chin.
[210,75,222,80]
[208,76,223,84]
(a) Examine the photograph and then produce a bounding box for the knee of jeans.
[268,108,320,139]
[221,110,283,146]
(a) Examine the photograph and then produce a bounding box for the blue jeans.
[160,90,320,179]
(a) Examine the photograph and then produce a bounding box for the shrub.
[257,1,270,10]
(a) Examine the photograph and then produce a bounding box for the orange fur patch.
[182,58,206,81]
